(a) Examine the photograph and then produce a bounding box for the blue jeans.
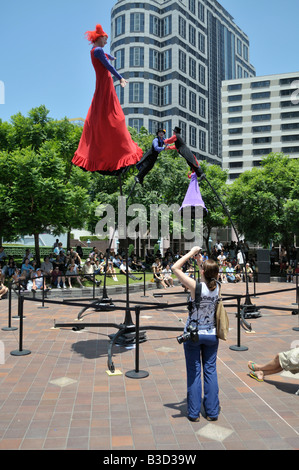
[184,334,219,419]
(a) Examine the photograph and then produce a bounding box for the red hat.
[85,24,108,43]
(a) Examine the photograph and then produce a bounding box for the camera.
[177,323,199,344]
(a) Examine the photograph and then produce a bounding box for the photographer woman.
[172,246,220,422]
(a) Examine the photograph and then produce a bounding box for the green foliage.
[228,153,299,246]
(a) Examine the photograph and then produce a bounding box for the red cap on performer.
[85,24,108,43]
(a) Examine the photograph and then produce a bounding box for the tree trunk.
[34,232,40,266]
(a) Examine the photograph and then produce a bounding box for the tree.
[0,143,89,264]
[228,153,299,248]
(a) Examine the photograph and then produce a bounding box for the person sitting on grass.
[0,273,8,299]
[119,260,142,281]
[65,263,84,289]
[27,268,46,292]
[82,258,101,286]
[51,266,66,289]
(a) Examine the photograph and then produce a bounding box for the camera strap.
[187,281,202,317]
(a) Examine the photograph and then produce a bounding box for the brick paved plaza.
[0,281,298,450]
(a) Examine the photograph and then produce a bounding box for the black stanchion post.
[93,272,96,299]
[141,270,148,298]
[10,295,31,356]
[230,297,248,352]
[2,284,18,332]
[125,306,149,379]
[292,274,299,305]
[38,276,49,309]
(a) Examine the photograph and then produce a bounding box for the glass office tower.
[110,0,255,164]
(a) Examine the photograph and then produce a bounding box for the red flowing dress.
[72,47,142,174]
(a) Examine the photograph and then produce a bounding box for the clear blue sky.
[0,0,298,123]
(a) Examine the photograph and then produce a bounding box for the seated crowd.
[0,240,297,296]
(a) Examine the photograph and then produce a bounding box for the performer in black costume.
[135,129,166,185]
[164,126,203,177]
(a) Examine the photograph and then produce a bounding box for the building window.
[198,32,205,53]
[229,161,243,168]
[179,50,186,73]
[115,85,124,105]
[129,118,143,133]
[189,25,196,46]
[252,114,271,122]
[253,137,272,144]
[179,85,187,107]
[199,130,206,151]
[150,15,160,36]
[149,120,160,135]
[281,122,299,130]
[162,84,172,106]
[229,150,243,157]
[243,45,248,61]
[228,105,242,113]
[149,84,160,106]
[252,125,272,133]
[237,65,242,79]
[189,57,196,79]
[252,103,271,110]
[130,13,144,32]
[198,64,206,85]
[228,128,242,134]
[229,139,243,146]
[228,84,242,91]
[149,49,160,71]
[115,15,125,36]
[199,96,206,118]
[190,126,197,147]
[163,16,172,36]
[281,134,299,142]
[130,47,144,67]
[251,80,270,88]
[228,95,242,102]
[237,38,242,56]
[115,49,124,70]
[251,91,271,100]
[162,120,172,137]
[228,116,243,123]
[198,1,205,22]
[179,17,186,39]
[179,121,187,142]
[129,82,144,103]
[282,146,299,153]
[163,50,172,71]
[189,91,196,113]
[281,100,299,108]
[252,148,272,155]
[281,111,299,119]
[189,0,196,14]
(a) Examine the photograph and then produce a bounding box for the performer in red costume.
[72,24,143,174]
[164,126,203,177]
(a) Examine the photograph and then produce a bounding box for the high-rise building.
[222,71,299,181]
[110,0,255,165]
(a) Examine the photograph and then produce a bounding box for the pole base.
[229,345,248,351]
[10,349,31,356]
[2,326,18,331]
[125,370,149,379]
